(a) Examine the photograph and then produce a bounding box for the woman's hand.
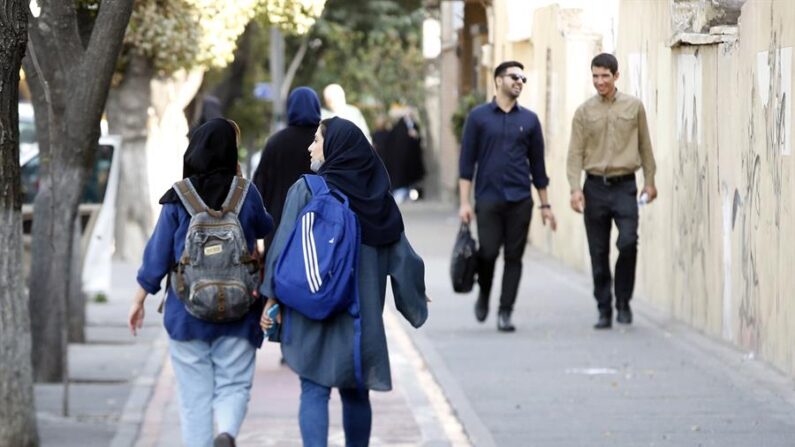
[260,297,282,332]
[128,287,147,336]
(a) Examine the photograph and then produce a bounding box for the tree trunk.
[67,214,85,343]
[0,0,39,444]
[25,0,134,382]
[27,117,86,382]
[107,54,154,262]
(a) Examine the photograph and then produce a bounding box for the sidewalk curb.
[407,326,497,447]
[109,332,169,447]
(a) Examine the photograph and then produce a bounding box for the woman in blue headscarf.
[259,117,429,446]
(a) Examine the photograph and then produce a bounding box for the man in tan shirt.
[567,53,657,329]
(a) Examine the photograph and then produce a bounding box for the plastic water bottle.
[638,192,649,207]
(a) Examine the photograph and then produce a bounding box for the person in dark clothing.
[371,115,390,162]
[252,87,320,252]
[458,60,557,332]
[382,109,425,203]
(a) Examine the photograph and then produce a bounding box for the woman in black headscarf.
[130,118,273,447]
[252,87,320,254]
[259,117,428,446]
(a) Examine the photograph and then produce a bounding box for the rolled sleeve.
[136,205,178,294]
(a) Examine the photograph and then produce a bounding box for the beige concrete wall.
[618,0,795,377]
[517,0,795,377]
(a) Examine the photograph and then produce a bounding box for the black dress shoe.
[593,314,612,329]
[474,292,489,322]
[497,310,516,332]
[616,307,633,325]
[214,433,236,447]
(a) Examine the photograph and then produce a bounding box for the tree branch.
[281,32,310,101]
[79,0,133,126]
[37,0,83,61]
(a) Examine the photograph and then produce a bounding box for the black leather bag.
[450,223,478,293]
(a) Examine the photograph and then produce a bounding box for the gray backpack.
[168,176,260,322]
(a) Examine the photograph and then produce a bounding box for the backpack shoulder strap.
[221,176,250,216]
[303,174,330,196]
[173,179,207,217]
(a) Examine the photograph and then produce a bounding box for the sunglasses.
[503,73,527,83]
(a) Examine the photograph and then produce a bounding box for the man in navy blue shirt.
[459,60,557,332]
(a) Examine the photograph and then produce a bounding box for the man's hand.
[459,202,474,224]
[570,190,585,213]
[642,185,658,204]
[541,208,557,231]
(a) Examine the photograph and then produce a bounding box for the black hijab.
[160,118,238,210]
[318,117,404,246]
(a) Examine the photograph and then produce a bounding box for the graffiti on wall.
[674,51,710,325]
[756,47,791,157]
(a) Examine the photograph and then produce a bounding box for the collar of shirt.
[489,97,520,113]
[598,88,621,104]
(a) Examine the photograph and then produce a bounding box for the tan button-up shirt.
[566,90,656,191]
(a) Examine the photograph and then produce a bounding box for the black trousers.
[583,176,639,315]
[475,197,533,313]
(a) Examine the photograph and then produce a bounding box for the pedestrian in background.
[260,117,428,447]
[382,105,425,203]
[567,52,657,329]
[128,119,273,447]
[458,60,557,332]
[321,83,372,143]
[253,87,319,254]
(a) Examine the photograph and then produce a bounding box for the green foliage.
[293,0,426,114]
[256,0,326,34]
[122,0,201,73]
[93,293,108,304]
[451,90,486,144]
[96,0,324,77]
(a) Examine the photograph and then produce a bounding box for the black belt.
[586,173,636,185]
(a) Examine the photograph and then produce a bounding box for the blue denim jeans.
[299,377,372,447]
[169,336,256,447]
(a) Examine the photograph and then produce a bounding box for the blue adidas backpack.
[273,175,364,387]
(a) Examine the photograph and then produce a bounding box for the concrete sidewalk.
[134,309,468,447]
[399,202,795,446]
[34,261,167,447]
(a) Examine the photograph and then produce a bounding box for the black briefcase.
[450,223,478,293]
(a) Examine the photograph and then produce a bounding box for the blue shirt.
[459,99,550,202]
[137,183,273,348]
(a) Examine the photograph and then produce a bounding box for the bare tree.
[0,0,39,444]
[24,0,133,382]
